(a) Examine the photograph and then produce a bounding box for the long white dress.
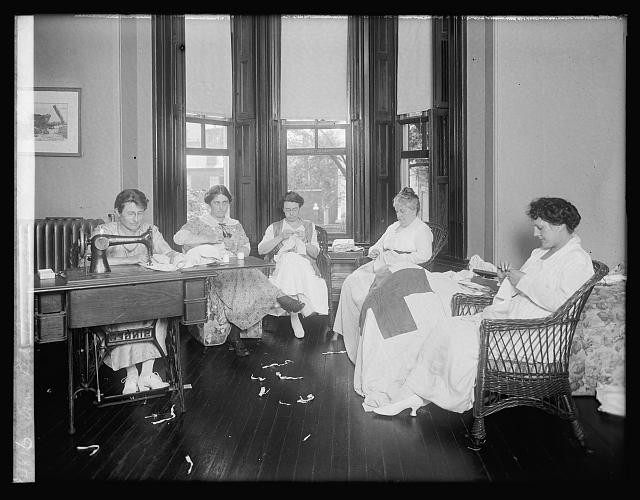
[356,235,594,413]
[258,219,328,316]
[333,217,433,363]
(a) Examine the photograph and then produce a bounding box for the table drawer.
[183,299,208,324]
[69,280,183,328]
[35,312,66,343]
[37,292,65,314]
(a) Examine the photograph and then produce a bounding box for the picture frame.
[31,87,82,157]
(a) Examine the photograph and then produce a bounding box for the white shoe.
[291,313,305,339]
[121,376,138,395]
[138,372,170,391]
[372,394,425,417]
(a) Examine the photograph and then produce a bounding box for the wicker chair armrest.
[451,293,494,316]
[477,314,576,368]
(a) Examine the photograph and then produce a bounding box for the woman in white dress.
[92,189,184,395]
[333,187,434,362]
[366,197,595,416]
[258,191,328,339]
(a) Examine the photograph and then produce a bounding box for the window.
[283,120,351,235]
[185,115,231,218]
[280,16,350,238]
[185,15,232,220]
[399,113,430,221]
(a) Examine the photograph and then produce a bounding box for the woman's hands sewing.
[497,261,524,286]
[367,247,381,260]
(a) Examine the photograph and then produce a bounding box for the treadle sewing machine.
[34,235,275,434]
[73,226,153,274]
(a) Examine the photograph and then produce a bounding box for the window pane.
[407,122,423,150]
[186,154,229,220]
[287,129,315,149]
[287,154,347,234]
[186,122,202,148]
[318,128,345,148]
[205,124,227,149]
[408,159,429,221]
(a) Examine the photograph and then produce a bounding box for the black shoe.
[230,339,249,357]
[277,295,305,313]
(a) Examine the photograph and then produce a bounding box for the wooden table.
[33,256,273,434]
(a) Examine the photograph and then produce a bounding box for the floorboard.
[33,315,626,483]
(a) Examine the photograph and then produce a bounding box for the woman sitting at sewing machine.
[91,188,183,395]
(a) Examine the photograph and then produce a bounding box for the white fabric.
[355,289,449,411]
[139,245,231,272]
[596,385,625,417]
[333,218,434,362]
[467,254,498,273]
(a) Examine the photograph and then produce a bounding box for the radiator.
[34,217,105,272]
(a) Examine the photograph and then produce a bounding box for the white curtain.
[185,15,232,118]
[397,16,433,115]
[281,16,348,121]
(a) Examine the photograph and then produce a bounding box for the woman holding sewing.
[92,188,183,395]
[332,187,434,363]
[258,191,329,339]
[354,197,594,416]
[173,185,307,356]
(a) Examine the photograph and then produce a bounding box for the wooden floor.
[34,315,626,482]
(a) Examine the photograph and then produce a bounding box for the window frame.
[280,119,353,239]
[184,113,234,220]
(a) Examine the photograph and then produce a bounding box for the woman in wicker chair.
[173,185,307,357]
[360,197,595,416]
[257,191,328,339]
[333,187,434,363]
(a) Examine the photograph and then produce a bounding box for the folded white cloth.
[140,245,231,272]
[468,254,498,273]
[332,238,364,252]
[596,385,625,416]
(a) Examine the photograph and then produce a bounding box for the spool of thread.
[222,254,230,263]
[236,251,245,260]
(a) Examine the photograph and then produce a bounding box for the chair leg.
[560,394,590,451]
[467,417,486,451]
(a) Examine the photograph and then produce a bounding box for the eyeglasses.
[283,207,300,213]
[395,207,413,215]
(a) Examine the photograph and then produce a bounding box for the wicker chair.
[355,220,448,271]
[262,224,333,328]
[450,260,609,451]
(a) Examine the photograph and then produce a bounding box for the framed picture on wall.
[31,87,82,157]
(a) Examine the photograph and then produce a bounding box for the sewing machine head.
[88,227,153,273]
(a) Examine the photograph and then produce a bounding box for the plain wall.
[467,17,626,270]
[32,14,153,221]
